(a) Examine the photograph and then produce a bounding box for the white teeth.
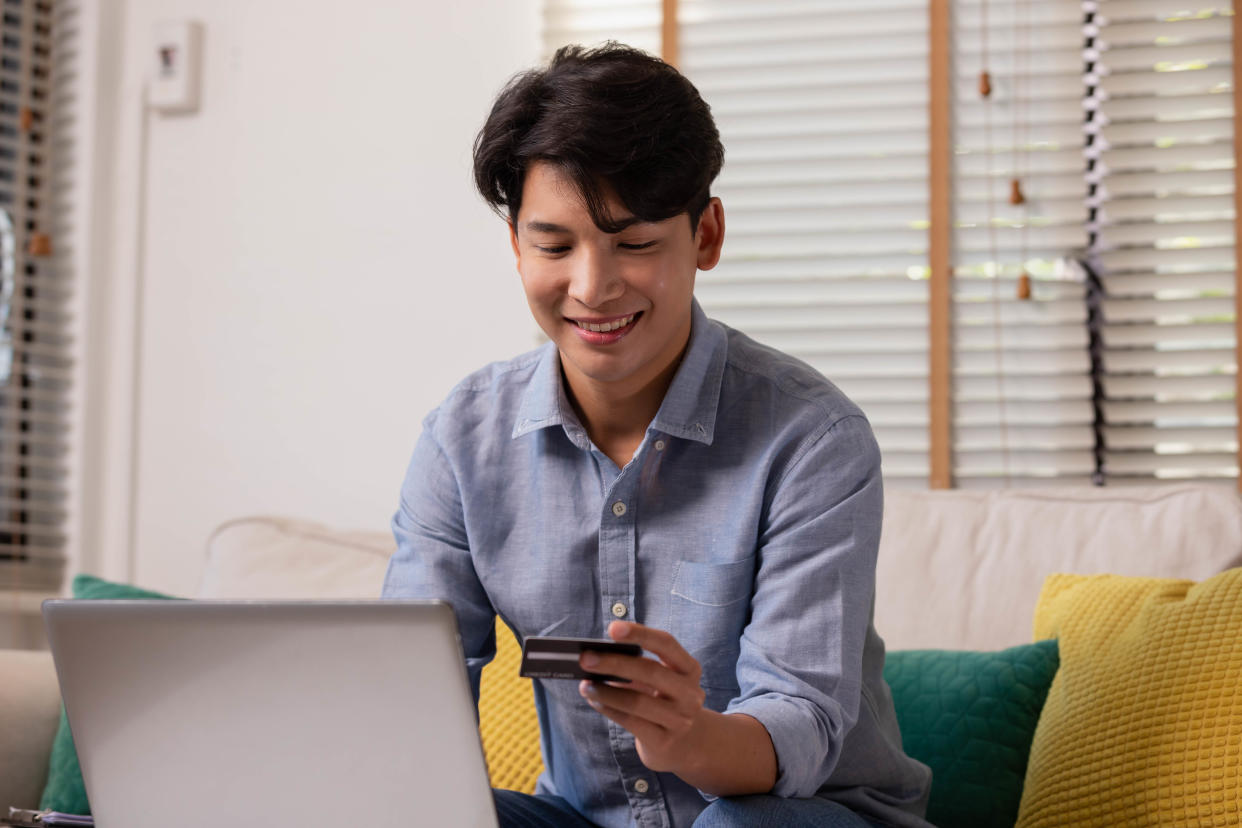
[578,314,635,333]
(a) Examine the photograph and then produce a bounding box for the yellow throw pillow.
[478,620,544,793]
[1016,568,1242,828]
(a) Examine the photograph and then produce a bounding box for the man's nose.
[567,248,625,308]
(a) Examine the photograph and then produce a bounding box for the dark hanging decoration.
[1009,178,1025,205]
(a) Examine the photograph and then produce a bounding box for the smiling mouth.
[572,312,641,333]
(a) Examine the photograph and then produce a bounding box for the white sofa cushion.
[198,516,391,600]
[875,483,1242,652]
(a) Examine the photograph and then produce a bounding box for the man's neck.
[562,350,686,469]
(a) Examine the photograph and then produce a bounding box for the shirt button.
[634,779,650,794]
[654,439,666,451]
[611,602,627,618]
[612,501,627,517]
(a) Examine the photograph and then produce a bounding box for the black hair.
[472,42,724,235]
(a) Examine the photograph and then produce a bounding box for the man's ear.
[508,220,521,267]
[695,198,725,271]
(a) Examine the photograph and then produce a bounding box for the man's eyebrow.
[522,217,647,235]
[524,221,571,234]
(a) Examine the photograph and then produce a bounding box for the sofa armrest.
[0,649,61,809]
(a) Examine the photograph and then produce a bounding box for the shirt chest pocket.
[665,558,754,694]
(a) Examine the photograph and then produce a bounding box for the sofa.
[3,483,1240,826]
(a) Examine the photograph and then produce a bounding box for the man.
[383,43,932,828]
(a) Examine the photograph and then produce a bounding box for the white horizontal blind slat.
[1104,424,1237,449]
[957,397,1096,423]
[1102,1,1234,21]
[681,0,930,482]
[1103,347,1234,372]
[1091,2,1237,482]
[1102,16,1232,47]
[1105,398,1236,421]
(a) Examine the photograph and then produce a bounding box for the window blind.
[678,0,933,486]
[0,0,67,591]
[1089,0,1238,481]
[949,0,1098,486]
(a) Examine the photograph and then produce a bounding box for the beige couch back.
[875,483,1242,650]
[200,483,1242,652]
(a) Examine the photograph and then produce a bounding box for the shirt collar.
[512,341,579,442]
[511,299,726,446]
[649,299,725,445]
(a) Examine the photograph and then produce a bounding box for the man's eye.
[536,245,571,254]
[619,241,657,251]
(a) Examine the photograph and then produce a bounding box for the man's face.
[510,162,724,399]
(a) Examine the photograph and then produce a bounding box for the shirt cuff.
[725,693,841,799]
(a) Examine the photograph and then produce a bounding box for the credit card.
[519,635,642,682]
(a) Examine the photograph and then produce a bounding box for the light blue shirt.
[383,301,932,828]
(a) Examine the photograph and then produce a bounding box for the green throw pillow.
[883,639,1059,828]
[39,574,178,815]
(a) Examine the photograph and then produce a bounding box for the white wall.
[79,0,543,595]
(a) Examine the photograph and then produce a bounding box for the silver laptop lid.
[42,600,498,828]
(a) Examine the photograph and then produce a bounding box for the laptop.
[42,600,499,828]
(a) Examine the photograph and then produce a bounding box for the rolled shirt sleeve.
[725,413,884,798]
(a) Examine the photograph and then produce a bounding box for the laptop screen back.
[43,600,498,828]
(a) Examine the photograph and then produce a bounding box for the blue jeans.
[493,789,884,828]
[492,790,596,828]
[692,795,884,827]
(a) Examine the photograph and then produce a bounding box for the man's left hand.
[577,620,708,773]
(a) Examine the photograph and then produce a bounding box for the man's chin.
[558,349,644,389]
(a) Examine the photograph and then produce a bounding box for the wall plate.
[147,21,203,114]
